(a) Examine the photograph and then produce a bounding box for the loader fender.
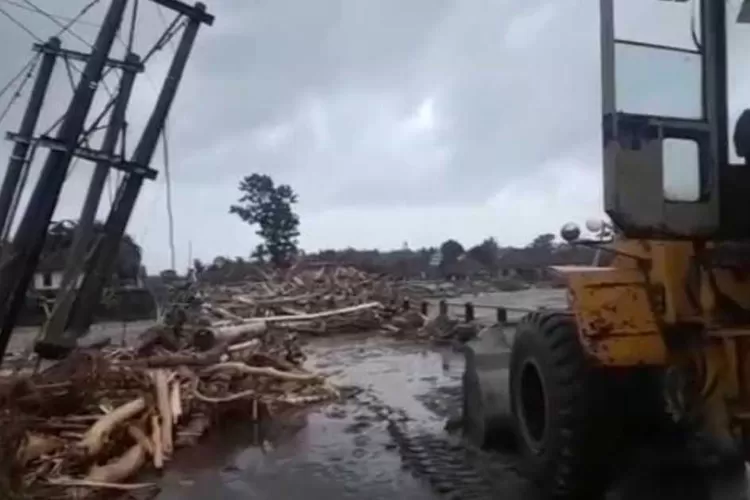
[549,265,667,366]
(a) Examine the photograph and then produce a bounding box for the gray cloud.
[1,0,749,271]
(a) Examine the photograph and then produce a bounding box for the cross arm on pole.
[149,0,213,25]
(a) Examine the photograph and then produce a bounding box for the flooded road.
[9,288,750,499]
[157,336,460,500]
[156,332,750,500]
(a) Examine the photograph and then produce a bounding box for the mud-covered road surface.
[156,333,750,500]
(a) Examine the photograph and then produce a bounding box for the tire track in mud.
[344,384,534,499]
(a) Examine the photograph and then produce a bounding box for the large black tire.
[510,311,620,499]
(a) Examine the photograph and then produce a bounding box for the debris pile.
[158,264,429,341]
[0,330,337,498]
[0,264,435,498]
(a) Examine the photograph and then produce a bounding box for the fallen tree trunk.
[227,302,383,326]
[78,398,147,456]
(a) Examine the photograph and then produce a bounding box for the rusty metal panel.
[561,267,667,366]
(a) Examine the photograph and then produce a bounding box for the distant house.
[33,249,82,291]
[32,248,143,292]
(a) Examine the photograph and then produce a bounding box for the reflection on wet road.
[157,335,750,500]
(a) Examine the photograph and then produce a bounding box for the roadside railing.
[396,298,540,325]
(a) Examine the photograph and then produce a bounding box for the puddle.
[156,333,750,500]
[307,335,464,431]
[157,335,457,500]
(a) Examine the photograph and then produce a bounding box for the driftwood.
[78,397,146,456]
[228,301,382,325]
[0,321,337,499]
[201,362,323,382]
[0,263,430,499]
[85,443,147,486]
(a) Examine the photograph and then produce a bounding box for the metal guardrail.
[397,298,541,325]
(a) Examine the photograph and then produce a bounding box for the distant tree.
[438,239,465,277]
[468,237,500,272]
[193,259,205,275]
[528,233,556,250]
[251,243,268,263]
[230,173,300,268]
[439,239,465,265]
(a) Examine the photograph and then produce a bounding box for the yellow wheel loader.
[463,0,750,498]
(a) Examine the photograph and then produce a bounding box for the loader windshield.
[607,0,750,161]
[605,0,703,120]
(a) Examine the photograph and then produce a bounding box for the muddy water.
[157,336,460,500]
[11,289,750,499]
[154,286,750,500]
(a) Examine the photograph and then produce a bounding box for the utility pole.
[0,0,129,363]
[38,53,143,352]
[63,3,213,345]
[0,37,60,238]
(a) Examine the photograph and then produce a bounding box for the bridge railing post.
[464,302,475,323]
[496,306,507,325]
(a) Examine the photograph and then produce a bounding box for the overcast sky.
[0,0,749,272]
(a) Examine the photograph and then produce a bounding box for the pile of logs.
[158,264,428,340]
[0,264,431,498]
[0,328,337,499]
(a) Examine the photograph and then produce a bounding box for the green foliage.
[439,239,465,264]
[528,232,556,249]
[467,237,500,272]
[193,258,205,274]
[230,173,300,268]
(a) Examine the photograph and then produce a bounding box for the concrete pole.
[0,0,129,363]
[0,37,60,238]
[66,4,208,339]
[39,53,141,350]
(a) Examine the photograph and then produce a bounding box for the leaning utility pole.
[0,0,214,364]
[63,4,213,342]
[40,52,143,347]
[33,1,214,359]
[0,37,60,239]
[0,0,129,362]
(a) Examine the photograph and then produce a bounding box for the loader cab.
[600,0,750,239]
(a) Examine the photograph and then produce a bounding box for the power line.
[18,1,117,100]
[0,0,105,127]
[155,1,178,272]
[162,125,176,270]
[51,0,103,35]
[0,56,37,103]
[0,55,40,126]
[86,15,186,137]
[20,0,94,48]
[0,3,42,41]
[155,2,176,51]
[0,0,100,28]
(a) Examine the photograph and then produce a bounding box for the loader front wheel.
[510,311,618,499]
